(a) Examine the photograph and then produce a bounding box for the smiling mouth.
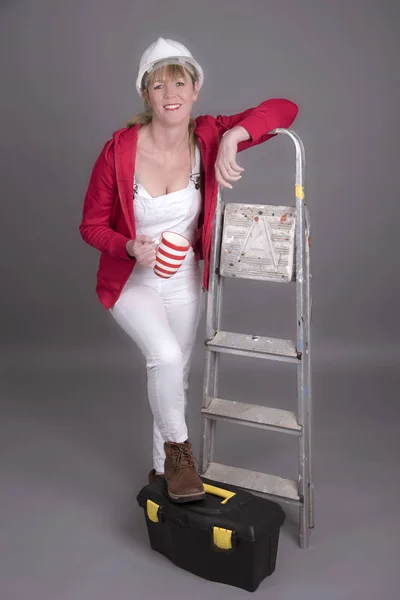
[164,104,182,111]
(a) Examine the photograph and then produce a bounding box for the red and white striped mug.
[153,231,190,278]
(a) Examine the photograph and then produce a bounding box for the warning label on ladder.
[220,204,296,283]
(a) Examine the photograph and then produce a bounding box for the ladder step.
[206,331,299,363]
[202,397,301,434]
[202,462,300,504]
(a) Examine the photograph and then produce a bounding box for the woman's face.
[144,68,199,126]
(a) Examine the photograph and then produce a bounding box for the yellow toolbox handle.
[203,483,236,504]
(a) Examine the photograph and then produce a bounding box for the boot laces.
[170,443,196,471]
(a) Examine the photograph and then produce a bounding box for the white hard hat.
[136,37,204,97]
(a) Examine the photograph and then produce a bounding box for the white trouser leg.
[151,278,204,471]
[110,271,204,473]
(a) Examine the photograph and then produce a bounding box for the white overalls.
[110,144,205,473]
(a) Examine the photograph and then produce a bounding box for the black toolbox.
[136,477,286,592]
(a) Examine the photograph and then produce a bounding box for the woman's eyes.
[153,81,185,90]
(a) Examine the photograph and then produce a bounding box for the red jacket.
[79,98,298,309]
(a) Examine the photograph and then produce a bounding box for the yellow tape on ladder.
[295,184,305,200]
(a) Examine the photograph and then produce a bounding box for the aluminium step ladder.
[199,128,314,549]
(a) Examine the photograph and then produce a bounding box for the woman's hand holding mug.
[126,235,156,268]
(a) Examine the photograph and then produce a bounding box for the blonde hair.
[127,63,199,162]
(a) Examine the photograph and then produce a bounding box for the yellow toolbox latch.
[213,526,233,550]
[146,499,160,523]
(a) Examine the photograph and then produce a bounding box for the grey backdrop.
[1,1,399,599]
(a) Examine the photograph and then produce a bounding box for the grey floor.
[1,342,399,600]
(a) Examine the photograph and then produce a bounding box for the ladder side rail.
[272,128,313,548]
[200,190,225,472]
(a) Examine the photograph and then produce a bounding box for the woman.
[79,37,298,503]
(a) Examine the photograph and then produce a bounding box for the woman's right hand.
[126,235,156,268]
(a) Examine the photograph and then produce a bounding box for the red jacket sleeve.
[214,98,298,152]
[79,139,132,260]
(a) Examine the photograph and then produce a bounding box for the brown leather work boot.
[148,469,164,484]
[164,440,205,503]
